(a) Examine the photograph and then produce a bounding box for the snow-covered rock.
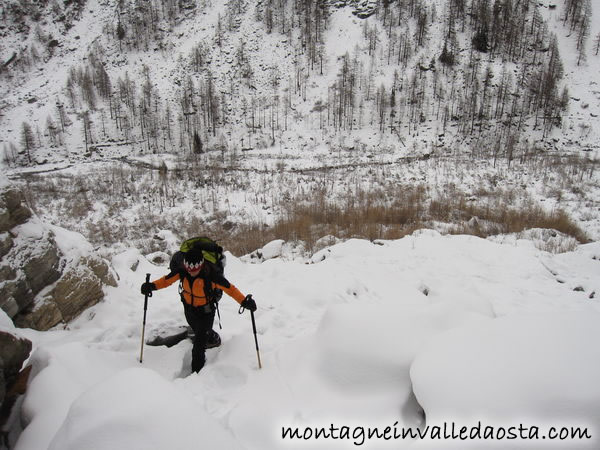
[0,185,117,330]
[244,239,285,262]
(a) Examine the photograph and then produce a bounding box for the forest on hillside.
[1,0,598,166]
[2,0,600,257]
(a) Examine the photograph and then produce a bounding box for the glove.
[141,282,156,296]
[241,294,257,312]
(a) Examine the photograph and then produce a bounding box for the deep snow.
[3,229,599,449]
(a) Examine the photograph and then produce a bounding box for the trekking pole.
[215,302,223,330]
[139,273,151,363]
[250,310,262,369]
[239,303,262,369]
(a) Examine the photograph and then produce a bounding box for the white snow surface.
[411,313,600,433]
[12,231,600,449]
[0,308,16,331]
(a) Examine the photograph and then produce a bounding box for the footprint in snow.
[206,363,248,390]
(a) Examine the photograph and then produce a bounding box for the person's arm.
[153,272,181,290]
[214,278,245,304]
[213,276,256,311]
[141,272,180,295]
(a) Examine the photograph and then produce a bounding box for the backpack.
[169,236,226,303]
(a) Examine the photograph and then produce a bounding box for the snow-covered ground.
[3,229,599,449]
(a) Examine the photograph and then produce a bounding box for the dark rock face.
[22,242,61,297]
[0,330,32,414]
[0,189,32,233]
[0,221,62,327]
[0,233,14,258]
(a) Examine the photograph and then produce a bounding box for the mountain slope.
[1,0,600,251]
[1,0,599,165]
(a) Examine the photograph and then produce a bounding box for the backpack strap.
[209,272,231,289]
[178,271,195,305]
[200,270,226,329]
[199,266,227,302]
[167,268,183,279]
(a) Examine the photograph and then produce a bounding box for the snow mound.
[410,312,600,447]
[244,239,285,262]
[48,367,241,450]
[316,298,491,391]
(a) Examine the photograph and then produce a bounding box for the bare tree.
[46,116,59,146]
[81,111,92,153]
[576,0,591,66]
[415,5,428,47]
[21,122,35,164]
[80,67,97,109]
[2,143,19,167]
[116,19,126,52]
[56,101,67,132]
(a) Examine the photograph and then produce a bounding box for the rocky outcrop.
[0,189,58,320]
[0,327,32,448]
[0,189,31,232]
[15,257,116,329]
[330,0,378,18]
[0,186,117,331]
[0,330,32,411]
[0,232,62,320]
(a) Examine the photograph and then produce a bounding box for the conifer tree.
[21,122,35,164]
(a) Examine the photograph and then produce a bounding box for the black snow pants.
[183,302,215,373]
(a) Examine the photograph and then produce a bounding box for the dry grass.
[220,184,589,255]
[16,154,593,257]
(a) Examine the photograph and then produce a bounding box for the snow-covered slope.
[10,232,600,449]
[1,0,600,161]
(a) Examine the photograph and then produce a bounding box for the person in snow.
[140,247,257,373]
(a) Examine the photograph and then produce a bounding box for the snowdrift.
[11,232,600,449]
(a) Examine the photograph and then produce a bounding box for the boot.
[205,329,221,349]
[191,344,206,373]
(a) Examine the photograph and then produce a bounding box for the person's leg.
[184,304,214,372]
[206,328,221,348]
[203,307,221,348]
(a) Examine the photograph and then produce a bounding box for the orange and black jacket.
[152,268,245,307]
